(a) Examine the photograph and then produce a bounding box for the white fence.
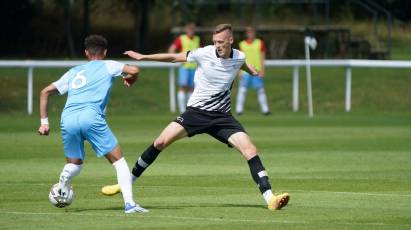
[0,61,178,115]
[1,59,411,115]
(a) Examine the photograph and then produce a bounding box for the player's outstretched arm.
[122,65,139,87]
[124,51,187,63]
[241,63,260,76]
[38,84,58,135]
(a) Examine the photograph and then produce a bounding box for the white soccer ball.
[48,183,75,208]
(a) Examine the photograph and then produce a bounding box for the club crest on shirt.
[176,116,184,123]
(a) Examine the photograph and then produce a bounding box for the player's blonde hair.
[214,24,233,35]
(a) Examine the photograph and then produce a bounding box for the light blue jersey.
[53,60,124,159]
[54,60,124,116]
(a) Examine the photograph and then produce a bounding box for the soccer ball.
[48,183,75,208]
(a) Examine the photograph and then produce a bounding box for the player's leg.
[83,112,148,213]
[228,132,289,210]
[104,145,148,213]
[253,77,270,115]
[236,74,250,115]
[257,87,270,115]
[131,122,187,180]
[102,122,187,196]
[58,157,83,201]
[178,67,190,113]
[186,69,195,101]
[58,115,84,200]
[178,88,188,113]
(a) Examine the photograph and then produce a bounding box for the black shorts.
[174,107,246,147]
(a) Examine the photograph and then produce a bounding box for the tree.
[83,0,90,39]
[126,0,152,53]
[56,0,76,57]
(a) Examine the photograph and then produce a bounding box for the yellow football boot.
[267,193,290,210]
[101,184,121,196]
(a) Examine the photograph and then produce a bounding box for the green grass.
[0,113,410,229]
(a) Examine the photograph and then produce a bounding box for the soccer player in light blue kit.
[37,35,148,213]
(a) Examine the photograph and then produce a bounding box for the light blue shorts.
[60,109,118,160]
[178,67,195,88]
[240,73,264,89]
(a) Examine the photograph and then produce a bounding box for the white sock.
[236,86,247,113]
[263,190,274,204]
[112,158,135,206]
[257,88,269,113]
[59,163,83,186]
[177,91,186,113]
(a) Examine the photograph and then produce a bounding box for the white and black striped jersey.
[186,45,245,113]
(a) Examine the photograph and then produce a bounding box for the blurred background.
[2,0,411,59]
[0,0,410,115]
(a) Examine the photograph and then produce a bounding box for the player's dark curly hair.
[84,35,107,55]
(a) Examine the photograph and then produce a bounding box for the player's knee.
[247,144,257,154]
[153,138,166,150]
[242,145,257,159]
[257,87,265,93]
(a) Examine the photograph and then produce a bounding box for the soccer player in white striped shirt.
[102,24,289,210]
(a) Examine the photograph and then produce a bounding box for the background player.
[168,22,200,113]
[37,35,148,214]
[102,24,289,211]
[235,26,270,115]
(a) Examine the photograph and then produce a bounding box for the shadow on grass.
[144,203,266,210]
[70,206,123,212]
[71,203,268,212]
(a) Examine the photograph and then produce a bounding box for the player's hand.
[245,63,259,76]
[124,50,144,60]
[123,74,138,87]
[38,124,50,136]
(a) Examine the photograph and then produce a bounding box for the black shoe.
[263,111,271,116]
[236,112,243,116]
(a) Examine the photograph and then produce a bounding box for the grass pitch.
[0,113,410,229]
